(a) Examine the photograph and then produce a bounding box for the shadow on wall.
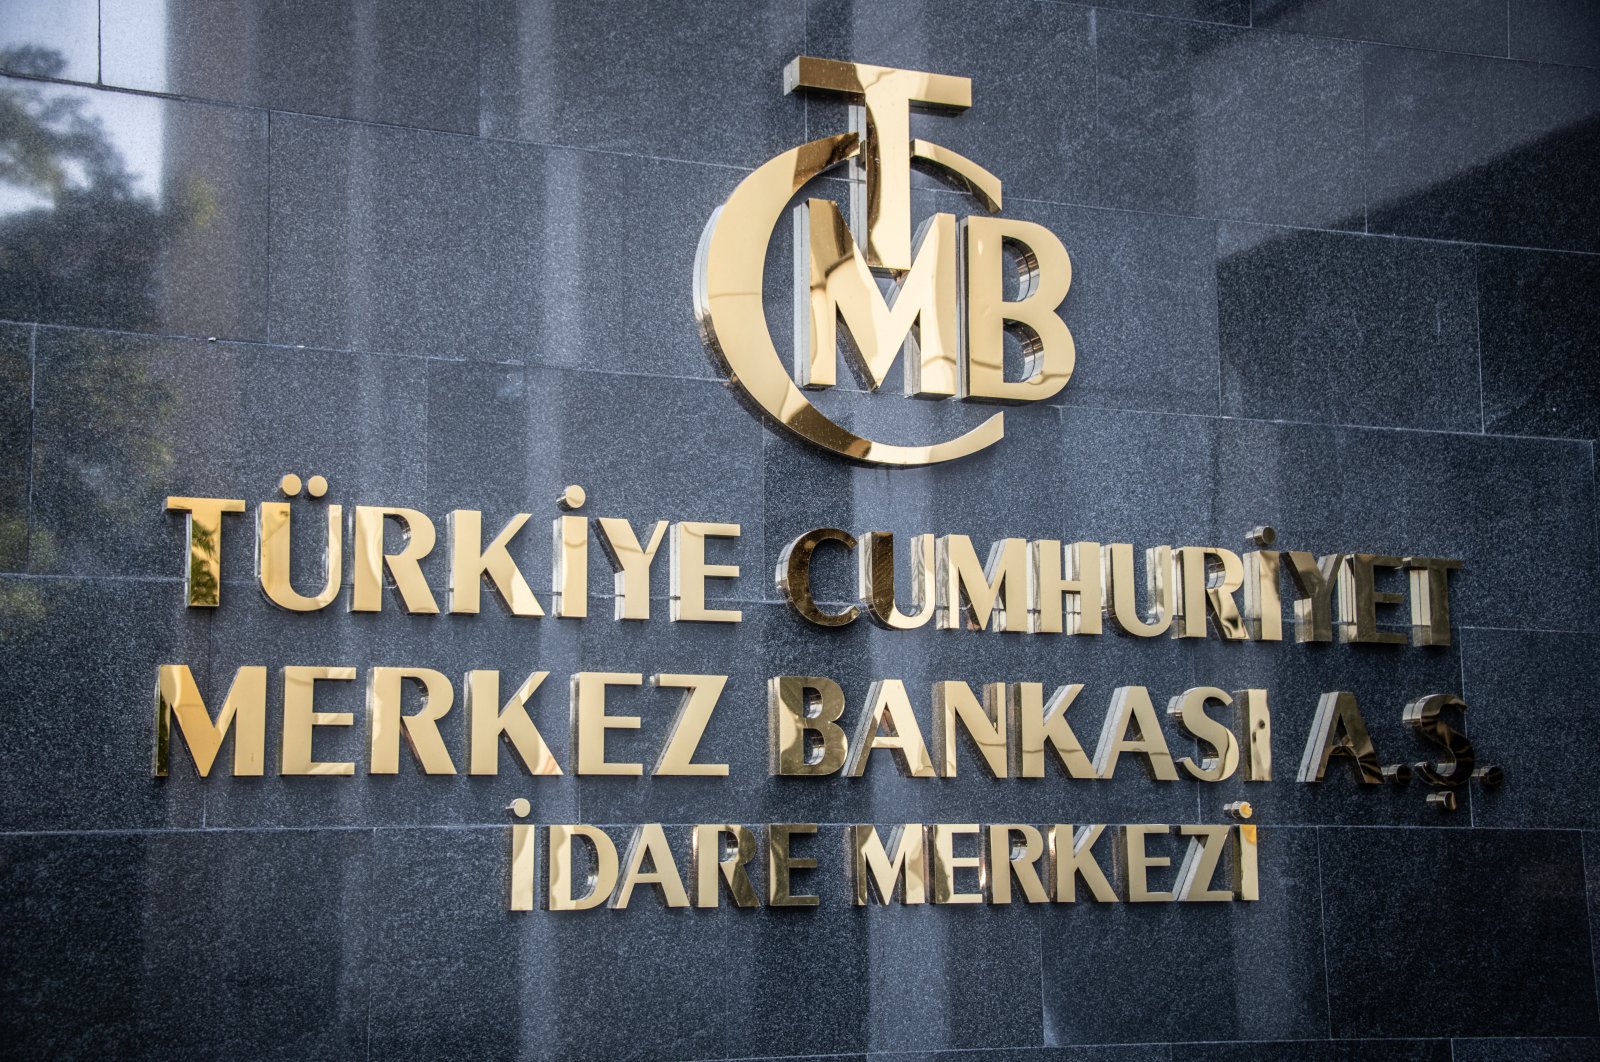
[0,47,175,634]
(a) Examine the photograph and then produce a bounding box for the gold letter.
[1238,687,1273,782]
[776,528,860,627]
[571,672,643,776]
[281,665,356,775]
[931,680,1007,777]
[1298,691,1383,784]
[166,496,245,607]
[1174,547,1248,640]
[1235,823,1260,901]
[1242,548,1283,641]
[1337,554,1407,645]
[508,800,535,912]
[692,824,759,908]
[1176,825,1232,902]
[1030,540,1102,635]
[154,664,266,777]
[1404,556,1461,648]
[962,214,1074,403]
[1009,683,1096,779]
[652,673,729,776]
[851,824,928,905]
[845,680,935,777]
[1047,824,1118,903]
[551,513,588,619]
[595,517,670,621]
[930,823,984,904]
[257,501,342,611]
[447,510,541,616]
[988,824,1048,905]
[466,670,561,777]
[1120,825,1175,903]
[548,825,619,911]
[1101,544,1175,637]
[611,824,689,909]
[1284,551,1343,643]
[768,823,819,906]
[368,667,456,775]
[1166,687,1240,782]
[797,202,960,397]
[351,506,439,614]
[1093,686,1178,781]
[670,522,742,623]
[858,532,935,630]
[936,534,1028,631]
[770,675,849,776]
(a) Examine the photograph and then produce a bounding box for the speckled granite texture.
[2,0,1599,1058]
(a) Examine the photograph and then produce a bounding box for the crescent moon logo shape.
[693,132,1006,468]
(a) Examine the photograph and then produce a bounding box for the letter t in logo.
[784,57,971,272]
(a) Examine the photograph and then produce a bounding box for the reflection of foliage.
[0,579,45,645]
[0,47,191,331]
[0,48,177,578]
[47,330,175,529]
[187,520,218,603]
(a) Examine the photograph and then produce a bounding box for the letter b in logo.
[695,58,1075,467]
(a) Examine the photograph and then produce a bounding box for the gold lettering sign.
[694,57,1075,467]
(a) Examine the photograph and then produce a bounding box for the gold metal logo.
[695,57,1076,467]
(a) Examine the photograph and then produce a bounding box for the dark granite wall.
[2,0,1599,1059]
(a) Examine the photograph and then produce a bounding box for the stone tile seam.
[893,172,1600,262]
[22,323,37,572]
[672,1036,1600,1062]
[1178,15,1597,74]
[1459,626,1477,829]
[6,68,1600,259]
[3,824,1588,838]
[1473,245,1487,434]
[4,571,1600,637]
[0,65,1596,268]
[7,318,1598,452]
[1582,833,1600,1024]
[11,0,1600,83]
[1314,829,1336,1038]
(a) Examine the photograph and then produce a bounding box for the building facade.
[2,0,1600,1058]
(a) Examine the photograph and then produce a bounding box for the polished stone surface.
[1365,47,1600,253]
[0,324,29,570]
[1479,246,1600,440]
[269,114,732,373]
[0,830,371,1059]
[0,0,99,82]
[1096,0,1248,25]
[102,0,480,133]
[1462,627,1600,830]
[1254,0,1507,54]
[808,0,1095,207]
[1011,196,1222,416]
[1191,638,1471,828]
[1089,13,1365,229]
[1511,0,1600,69]
[0,77,268,340]
[1175,1043,1450,1062]
[1218,225,1480,431]
[1210,418,1598,633]
[0,576,206,830]
[1452,1040,1600,1062]
[1043,827,1328,1045]
[27,328,427,581]
[481,0,805,167]
[3,2,1599,1058]
[1321,827,1600,1037]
